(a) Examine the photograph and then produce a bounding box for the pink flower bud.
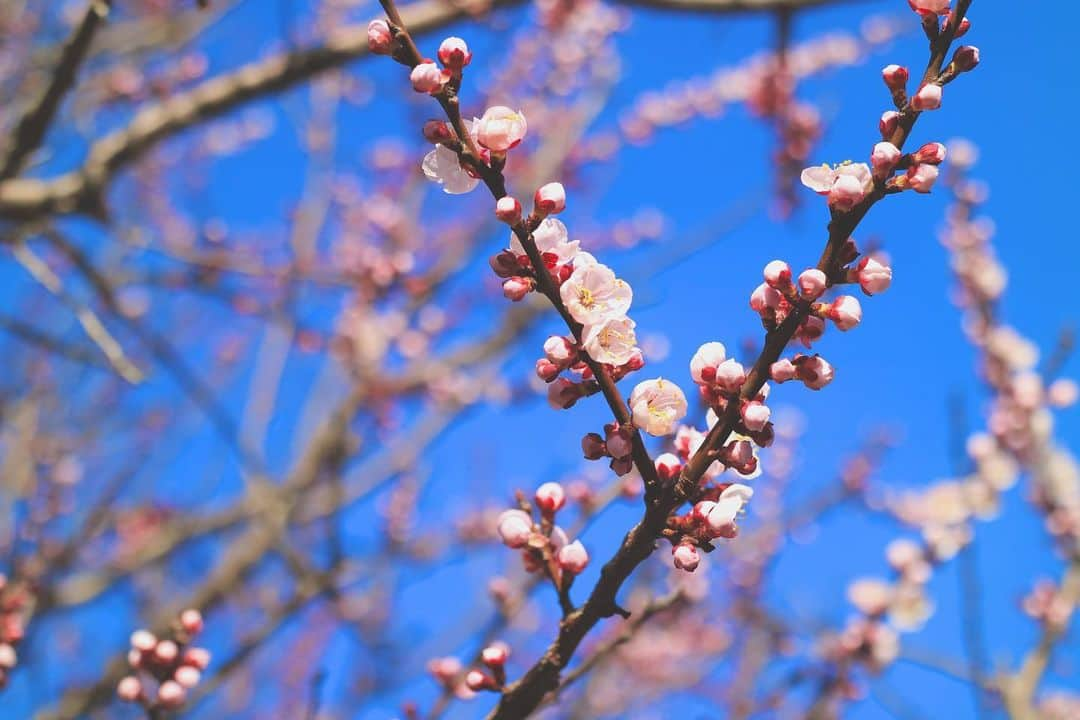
[829,172,869,212]
[465,669,494,691]
[879,110,900,138]
[913,142,946,165]
[581,432,607,460]
[828,296,862,331]
[655,452,682,481]
[182,647,211,671]
[534,182,566,215]
[907,163,940,193]
[770,358,798,382]
[604,424,633,459]
[437,37,471,69]
[911,83,942,111]
[547,377,582,410]
[535,358,560,382]
[428,656,463,683]
[750,283,782,315]
[857,256,892,295]
[798,268,828,300]
[715,359,747,393]
[422,119,453,144]
[953,45,980,72]
[475,106,528,152]
[557,540,589,573]
[535,482,567,513]
[367,20,392,55]
[908,0,950,16]
[410,62,449,95]
[672,543,700,572]
[741,401,771,433]
[481,643,509,667]
[763,260,792,290]
[881,64,909,91]
[117,676,142,702]
[496,509,532,548]
[502,276,533,301]
[690,341,727,384]
[1048,378,1078,408]
[174,665,201,689]
[130,630,156,652]
[796,315,826,348]
[796,354,835,390]
[871,142,901,177]
[544,335,576,365]
[155,640,179,663]
[158,680,186,708]
[495,196,522,225]
[179,608,203,635]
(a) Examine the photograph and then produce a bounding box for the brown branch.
[0,1,112,180]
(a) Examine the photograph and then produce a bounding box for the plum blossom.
[582,316,638,365]
[475,106,527,152]
[496,509,532,547]
[410,62,449,94]
[827,295,862,330]
[800,162,874,212]
[857,256,892,295]
[703,483,754,533]
[511,218,579,267]
[629,378,688,436]
[367,20,392,54]
[908,0,950,16]
[870,141,901,178]
[560,263,632,325]
[422,144,479,194]
[907,163,940,193]
[690,341,727,385]
[557,540,589,573]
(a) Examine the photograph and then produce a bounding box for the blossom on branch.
[630,379,687,436]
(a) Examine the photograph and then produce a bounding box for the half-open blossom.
[871,142,901,178]
[475,106,527,151]
[410,62,449,94]
[704,483,753,534]
[672,543,700,572]
[629,378,688,436]
[367,20,392,54]
[908,0,950,16]
[714,359,746,393]
[741,401,770,432]
[496,509,532,547]
[534,182,566,215]
[857,256,892,295]
[422,144,479,194]
[907,163,940,193]
[535,482,567,513]
[437,37,471,69]
[560,263,632,325]
[800,162,874,212]
[690,341,727,384]
[911,83,942,111]
[557,540,589,573]
[510,217,579,267]
[828,296,862,330]
[582,316,638,366]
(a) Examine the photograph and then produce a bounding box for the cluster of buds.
[0,575,28,689]
[664,482,755,573]
[688,341,773,441]
[464,643,511,693]
[116,609,210,711]
[582,422,637,475]
[495,483,589,588]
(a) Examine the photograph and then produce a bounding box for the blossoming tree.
[0,0,1076,718]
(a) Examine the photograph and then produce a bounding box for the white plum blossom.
[629,378,688,436]
[474,106,527,152]
[510,217,579,266]
[560,263,632,326]
[704,483,753,533]
[689,341,727,385]
[800,162,874,212]
[582,316,638,366]
[422,144,479,194]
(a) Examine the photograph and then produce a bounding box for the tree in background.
[0,0,1075,718]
